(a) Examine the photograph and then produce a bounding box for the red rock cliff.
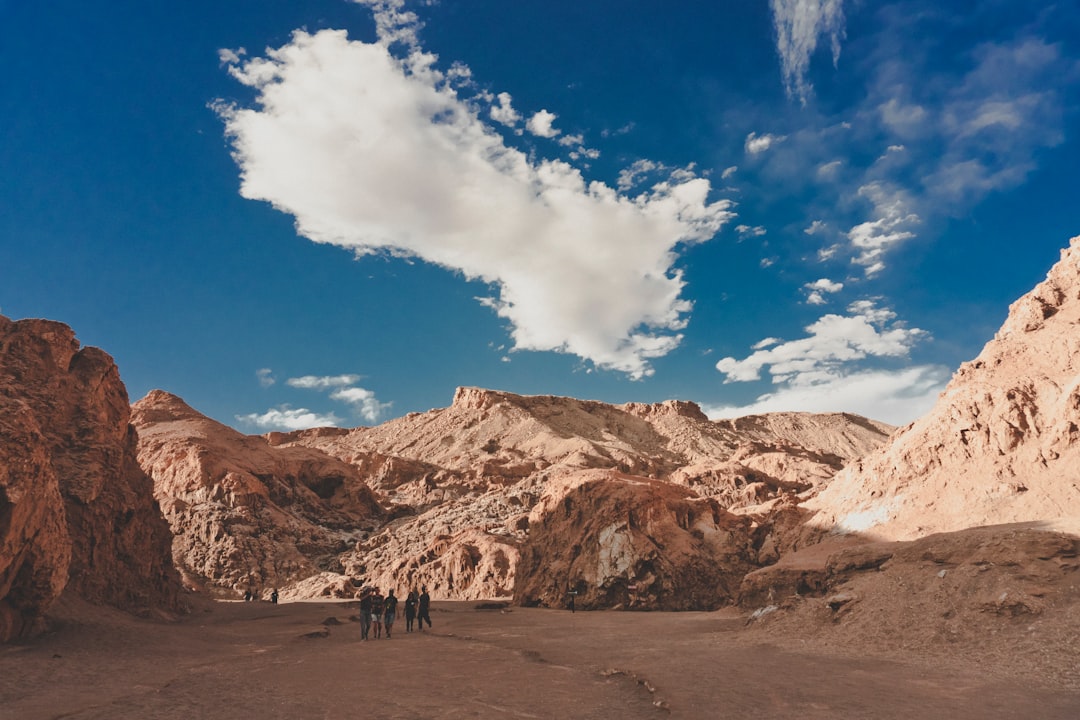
[0,316,183,640]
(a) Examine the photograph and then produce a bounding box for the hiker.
[417,586,432,630]
[371,589,385,639]
[270,588,279,604]
[568,592,575,613]
[359,588,373,640]
[384,589,398,638]
[405,589,418,632]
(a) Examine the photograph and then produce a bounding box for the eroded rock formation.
[0,317,182,640]
[238,387,891,603]
[131,390,384,597]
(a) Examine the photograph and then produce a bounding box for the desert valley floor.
[2,595,1078,720]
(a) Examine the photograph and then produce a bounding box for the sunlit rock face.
[251,387,890,603]
[805,236,1080,542]
[0,317,182,641]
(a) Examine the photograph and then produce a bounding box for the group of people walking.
[359,586,432,640]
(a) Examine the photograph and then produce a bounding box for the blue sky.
[2,0,1078,431]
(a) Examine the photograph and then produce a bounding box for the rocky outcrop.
[514,470,757,610]
[805,236,1080,541]
[132,390,384,597]
[0,317,183,641]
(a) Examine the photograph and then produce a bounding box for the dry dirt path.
[1,597,1077,719]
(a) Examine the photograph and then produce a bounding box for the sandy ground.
[2,596,1078,720]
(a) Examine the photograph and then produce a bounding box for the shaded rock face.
[0,317,182,641]
[514,471,756,610]
[131,390,384,597]
[806,236,1080,541]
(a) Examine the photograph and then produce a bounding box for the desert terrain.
[2,592,1078,720]
[3,237,1080,719]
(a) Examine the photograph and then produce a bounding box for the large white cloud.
[218,29,733,379]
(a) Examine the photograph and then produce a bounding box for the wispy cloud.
[769,0,847,105]
[256,368,276,387]
[745,131,786,155]
[218,19,734,379]
[286,374,362,390]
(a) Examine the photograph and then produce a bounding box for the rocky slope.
[0,317,183,641]
[804,235,1080,541]
[131,390,384,597]
[242,387,891,605]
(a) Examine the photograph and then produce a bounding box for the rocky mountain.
[137,385,891,607]
[130,390,384,598]
[804,235,1080,542]
[0,317,183,641]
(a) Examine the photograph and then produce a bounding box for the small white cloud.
[745,131,787,155]
[219,47,246,66]
[846,183,919,276]
[752,337,781,350]
[236,406,343,431]
[760,257,776,268]
[256,368,276,388]
[817,243,840,261]
[816,159,842,179]
[286,373,390,423]
[286,374,362,390]
[736,224,767,238]
[803,278,843,305]
[805,278,843,293]
[715,300,926,383]
[804,220,827,235]
[616,159,660,191]
[330,386,393,423]
[526,109,560,138]
[721,165,738,179]
[489,91,521,126]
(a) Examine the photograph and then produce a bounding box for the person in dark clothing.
[359,589,373,640]
[416,586,432,630]
[384,589,398,638]
[371,590,385,639]
[270,588,279,604]
[405,589,418,633]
